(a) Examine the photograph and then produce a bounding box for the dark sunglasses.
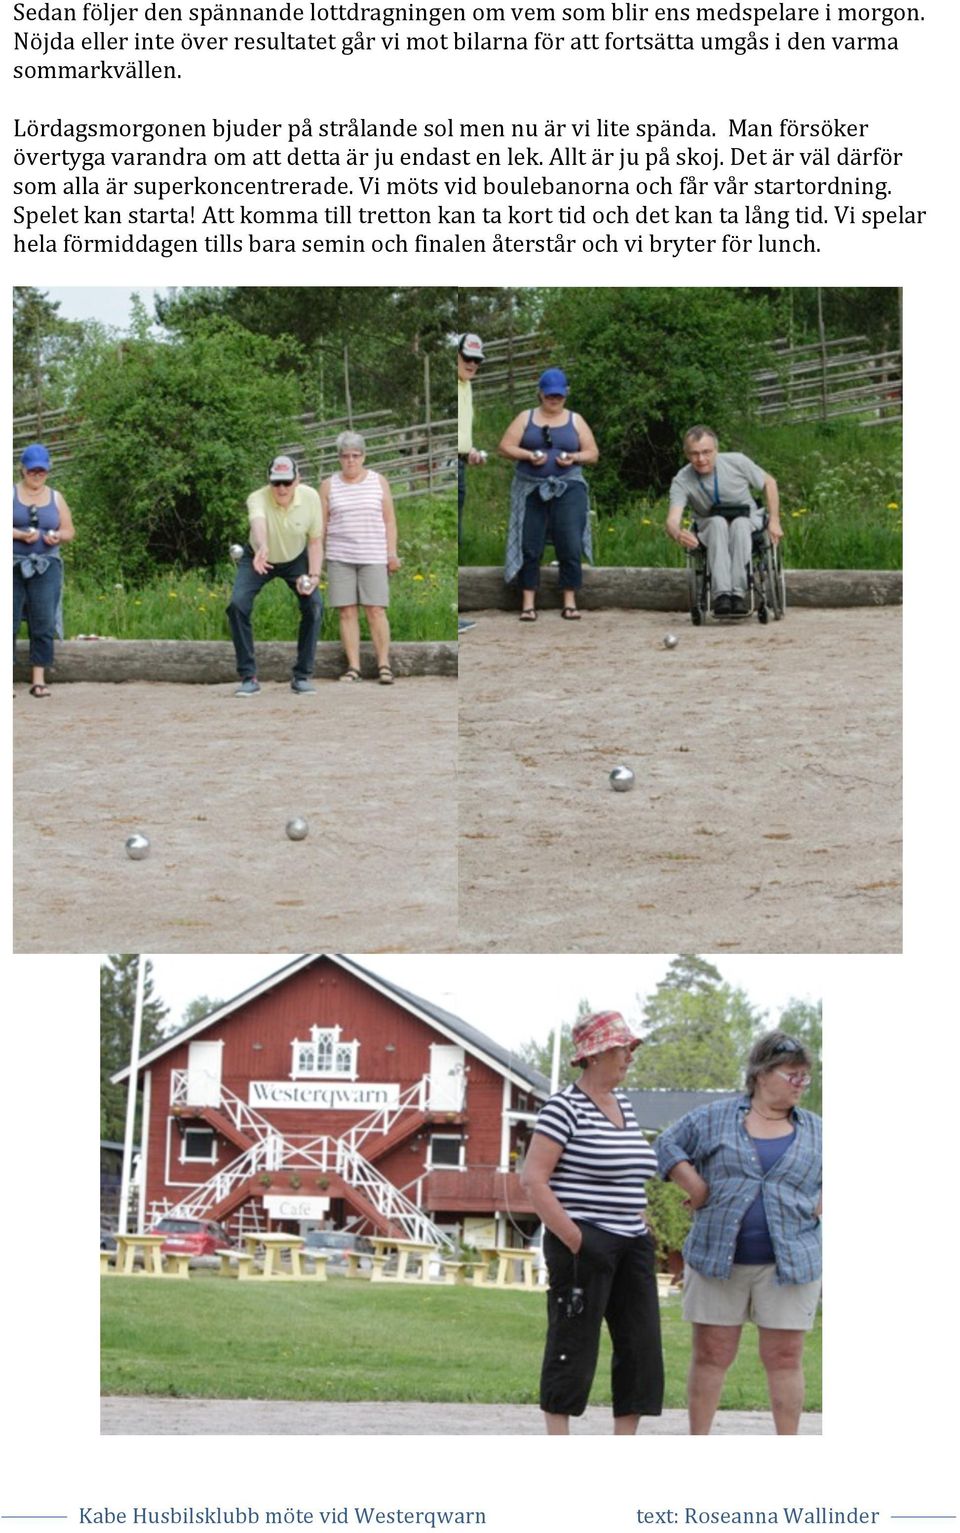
[775,1038,804,1055]
[29,508,40,528]
[272,479,295,488]
[541,426,553,448]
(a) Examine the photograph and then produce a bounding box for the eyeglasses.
[774,1070,812,1087]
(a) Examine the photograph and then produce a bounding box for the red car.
[151,1217,231,1262]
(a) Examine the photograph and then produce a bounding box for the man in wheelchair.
[665,426,783,619]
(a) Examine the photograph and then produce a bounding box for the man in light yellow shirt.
[227,454,324,695]
[458,332,486,546]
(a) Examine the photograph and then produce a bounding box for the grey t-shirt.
[669,451,767,519]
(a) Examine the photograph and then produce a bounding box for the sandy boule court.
[100,1396,821,1434]
[14,679,457,952]
[459,607,901,953]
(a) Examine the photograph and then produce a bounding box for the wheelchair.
[686,511,786,626]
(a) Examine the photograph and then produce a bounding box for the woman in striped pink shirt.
[321,431,401,684]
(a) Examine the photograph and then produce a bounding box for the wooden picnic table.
[369,1237,439,1283]
[112,1233,168,1277]
[242,1233,306,1278]
[476,1245,538,1290]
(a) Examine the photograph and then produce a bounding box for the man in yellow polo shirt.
[227,454,325,695]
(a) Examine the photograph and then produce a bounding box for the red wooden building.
[114,955,549,1252]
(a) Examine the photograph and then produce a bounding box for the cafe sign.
[263,1195,330,1220]
[249,1081,400,1110]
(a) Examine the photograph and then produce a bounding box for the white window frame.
[290,1024,359,1081]
[179,1126,218,1166]
[427,1134,466,1171]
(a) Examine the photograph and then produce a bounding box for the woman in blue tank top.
[499,367,599,621]
[13,443,75,697]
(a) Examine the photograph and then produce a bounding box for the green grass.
[59,495,456,642]
[462,407,901,571]
[100,1277,821,1412]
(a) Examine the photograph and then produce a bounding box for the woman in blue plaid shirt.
[657,1031,822,1435]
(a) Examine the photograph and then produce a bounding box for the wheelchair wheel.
[764,541,786,620]
[687,554,705,625]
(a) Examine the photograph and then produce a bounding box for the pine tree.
[100,956,170,1141]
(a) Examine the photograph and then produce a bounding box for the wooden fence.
[12,354,455,501]
[471,330,902,427]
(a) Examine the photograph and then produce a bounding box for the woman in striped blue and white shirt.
[522,1010,664,1435]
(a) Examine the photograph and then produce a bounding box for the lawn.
[101,1277,822,1412]
[462,407,901,571]
[58,494,456,643]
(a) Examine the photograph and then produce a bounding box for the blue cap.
[21,443,52,472]
[538,368,569,396]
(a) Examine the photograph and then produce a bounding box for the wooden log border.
[457,566,902,613]
[14,639,458,684]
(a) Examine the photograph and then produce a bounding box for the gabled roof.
[626,1087,741,1132]
[112,954,551,1100]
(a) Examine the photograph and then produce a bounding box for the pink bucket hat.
[571,1010,641,1064]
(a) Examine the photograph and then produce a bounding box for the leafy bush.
[65,317,304,582]
[646,1178,692,1271]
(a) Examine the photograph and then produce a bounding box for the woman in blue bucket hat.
[13,444,75,697]
[499,367,599,621]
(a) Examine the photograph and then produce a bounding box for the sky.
[136,951,831,1052]
[45,287,163,329]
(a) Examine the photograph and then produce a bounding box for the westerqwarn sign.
[249,1081,401,1110]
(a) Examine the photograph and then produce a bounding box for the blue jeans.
[226,550,323,682]
[13,558,62,669]
[520,482,588,591]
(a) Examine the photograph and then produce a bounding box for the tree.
[100,956,170,1141]
[516,998,594,1089]
[181,996,226,1029]
[13,286,87,424]
[156,287,459,420]
[69,316,304,579]
[537,286,776,507]
[777,998,823,1114]
[631,955,762,1090]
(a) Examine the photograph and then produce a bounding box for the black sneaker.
[713,594,733,616]
[730,595,748,615]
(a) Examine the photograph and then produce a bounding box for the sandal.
[29,683,51,697]
[378,666,395,686]
[561,607,581,621]
[519,609,537,622]
[339,667,362,682]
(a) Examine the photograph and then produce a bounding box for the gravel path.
[100,1397,821,1435]
[14,679,457,952]
[458,608,901,952]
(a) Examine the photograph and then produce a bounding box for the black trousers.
[540,1222,664,1418]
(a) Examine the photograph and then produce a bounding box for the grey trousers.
[695,514,763,596]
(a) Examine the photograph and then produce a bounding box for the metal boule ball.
[609,767,635,792]
[229,544,245,563]
[286,817,309,841]
[663,633,679,649]
[125,833,151,860]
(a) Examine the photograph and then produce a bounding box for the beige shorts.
[327,560,390,609]
[682,1263,821,1331]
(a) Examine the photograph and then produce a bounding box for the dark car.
[100,1224,117,1252]
[150,1217,231,1262]
[303,1230,373,1271]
